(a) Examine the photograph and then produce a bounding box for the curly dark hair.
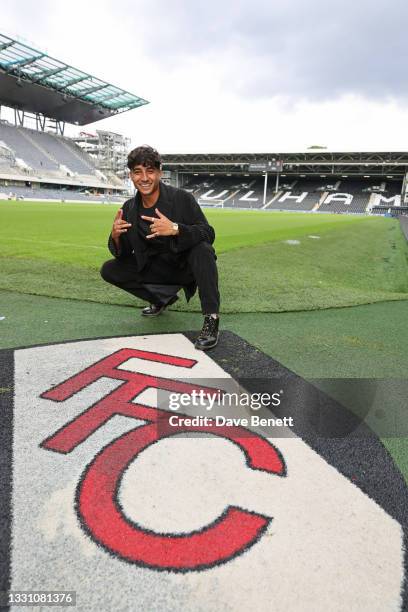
[127,145,162,170]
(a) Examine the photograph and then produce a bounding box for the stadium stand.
[183,176,279,209]
[164,151,408,216]
[32,130,95,175]
[232,177,278,209]
[0,184,125,202]
[269,194,316,212]
[289,177,325,193]
[191,177,245,202]
[261,177,323,211]
[0,122,97,175]
[0,122,58,171]
[180,174,405,215]
[0,122,129,199]
[370,180,405,215]
[187,175,404,213]
[183,177,247,207]
[269,192,319,211]
[318,179,377,213]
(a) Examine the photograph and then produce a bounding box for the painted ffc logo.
[40,347,286,572]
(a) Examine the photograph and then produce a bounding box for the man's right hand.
[112,209,132,241]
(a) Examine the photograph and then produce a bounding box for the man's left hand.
[141,209,178,238]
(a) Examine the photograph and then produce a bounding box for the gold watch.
[172,223,179,235]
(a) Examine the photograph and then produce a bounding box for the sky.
[1,0,408,153]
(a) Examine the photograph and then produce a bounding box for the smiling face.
[129,164,162,199]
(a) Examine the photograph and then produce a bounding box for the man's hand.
[111,209,132,241]
[141,208,178,239]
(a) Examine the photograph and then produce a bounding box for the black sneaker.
[195,315,219,350]
[141,295,178,317]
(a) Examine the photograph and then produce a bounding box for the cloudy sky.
[2,0,408,152]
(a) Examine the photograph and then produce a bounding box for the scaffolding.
[73,130,130,181]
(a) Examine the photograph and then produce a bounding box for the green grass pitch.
[1,200,407,313]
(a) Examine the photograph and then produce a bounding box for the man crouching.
[100,145,220,350]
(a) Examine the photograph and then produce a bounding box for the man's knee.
[100,259,118,284]
[188,241,216,261]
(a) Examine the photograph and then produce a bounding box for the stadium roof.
[161,151,408,176]
[0,33,149,125]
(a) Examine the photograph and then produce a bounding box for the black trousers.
[100,241,220,314]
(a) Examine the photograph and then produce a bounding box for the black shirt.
[138,203,170,255]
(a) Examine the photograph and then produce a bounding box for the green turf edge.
[1,280,408,315]
[2,290,408,375]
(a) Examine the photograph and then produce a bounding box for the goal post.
[198,198,224,208]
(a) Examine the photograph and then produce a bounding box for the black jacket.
[108,182,216,300]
